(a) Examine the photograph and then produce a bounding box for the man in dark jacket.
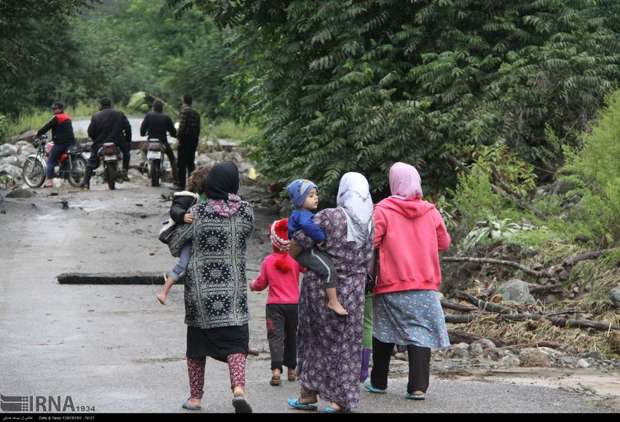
[80,98,132,189]
[176,95,201,190]
[140,100,179,187]
[36,102,76,188]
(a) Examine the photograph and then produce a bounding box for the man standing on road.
[36,102,76,188]
[80,98,131,189]
[176,95,201,190]
[140,100,179,188]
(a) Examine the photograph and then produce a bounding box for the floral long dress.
[294,207,372,411]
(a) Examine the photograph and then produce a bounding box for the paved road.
[0,183,615,413]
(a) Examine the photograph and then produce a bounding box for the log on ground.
[57,272,183,285]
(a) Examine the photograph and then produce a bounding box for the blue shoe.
[321,405,347,413]
[287,397,318,411]
[405,391,426,400]
[363,379,386,394]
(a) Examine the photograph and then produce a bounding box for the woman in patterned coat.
[287,172,374,413]
[169,161,255,413]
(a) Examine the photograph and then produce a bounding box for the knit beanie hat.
[286,179,318,208]
[270,218,291,272]
[270,218,289,252]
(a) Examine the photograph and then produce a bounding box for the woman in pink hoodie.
[364,162,451,401]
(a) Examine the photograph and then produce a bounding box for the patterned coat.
[170,199,254,329]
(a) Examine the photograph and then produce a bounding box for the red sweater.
[250,252,301,304]
[373,197,451,295]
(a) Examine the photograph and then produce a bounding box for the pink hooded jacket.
[373,197,451,294]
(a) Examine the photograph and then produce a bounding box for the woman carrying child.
[288,172,373,413]
[168,161,255,413]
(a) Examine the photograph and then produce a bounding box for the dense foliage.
[171,0,620,200]
[0,0,89,116]
[0,0,243,123]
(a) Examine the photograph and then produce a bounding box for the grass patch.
[204,119,260,142]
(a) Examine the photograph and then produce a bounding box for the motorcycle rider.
[81,98,131,189]
[140,100,179,188]
[36,102,76,188]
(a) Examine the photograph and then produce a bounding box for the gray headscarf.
[336,172,373,248]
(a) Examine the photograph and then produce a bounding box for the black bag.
[158,219,177,244]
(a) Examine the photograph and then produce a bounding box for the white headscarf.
[336,172,373,248]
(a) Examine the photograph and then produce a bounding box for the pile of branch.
[441,291,619,332]
[442,248,616,283]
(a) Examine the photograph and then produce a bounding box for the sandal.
[181,398,201,411]
[287,397,318,411]
[363,379,386,394]
[321,405,347,413]
[270,374,281,386]
[232,395,252,413]
[287,370,297,382]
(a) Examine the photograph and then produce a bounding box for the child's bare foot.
[327,300,348,316]
[326,287,348,316]
[157,273,173,305]
[156,292,167,305]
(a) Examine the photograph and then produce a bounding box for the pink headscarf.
[389,162,423,200]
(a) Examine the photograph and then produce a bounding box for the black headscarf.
[205,161,239,200]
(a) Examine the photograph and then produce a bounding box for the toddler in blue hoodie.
[287,179,347,316]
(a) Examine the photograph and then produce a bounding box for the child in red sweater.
[250,218,303,386]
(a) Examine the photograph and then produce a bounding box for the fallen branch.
[445,308,620,332]
[445,314,477,324]
[441,300,477,313]
[455,291,519,314]
[528,283,564,294]
[562,249,616,268]
[442,257,543,278]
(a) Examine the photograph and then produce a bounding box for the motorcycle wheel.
[67,157,87,187]
[150,159,160,187]
[23,157,45,188]
[104,162,117,190]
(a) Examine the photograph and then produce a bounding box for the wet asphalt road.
[0,181,615,413]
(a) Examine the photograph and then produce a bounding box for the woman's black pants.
[370,337,431,393]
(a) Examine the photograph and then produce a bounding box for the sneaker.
[363,379,386,394]
[405,391,426,400]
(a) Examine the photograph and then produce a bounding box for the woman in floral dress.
[287,172,373,413]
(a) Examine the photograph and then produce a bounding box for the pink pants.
[187,354,246,399]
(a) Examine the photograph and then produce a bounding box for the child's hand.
[183,213,193,223]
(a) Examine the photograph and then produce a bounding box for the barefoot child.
[157,167,210,304]
[286,179,347,316]
[250,218,302,386]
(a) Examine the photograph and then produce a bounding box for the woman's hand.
[288,240,303,258]
[183,213,193,224]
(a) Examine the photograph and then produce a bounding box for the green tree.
[0,0,90,115]
[172,0,620,200]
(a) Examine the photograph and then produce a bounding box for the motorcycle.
[22,135,86,188]
[97,142,122,190]
[146,138,166,187]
